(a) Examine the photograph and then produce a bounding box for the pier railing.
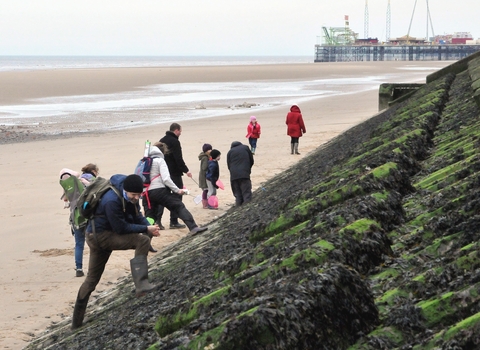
[314,45,480,62]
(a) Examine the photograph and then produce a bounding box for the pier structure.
[314,44,480,62]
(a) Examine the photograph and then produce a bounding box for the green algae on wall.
[414,312,480,350]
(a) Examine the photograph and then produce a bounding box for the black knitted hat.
[123,174,144,193]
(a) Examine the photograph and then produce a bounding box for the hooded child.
[198,143,212,209]
[246,116,261,155]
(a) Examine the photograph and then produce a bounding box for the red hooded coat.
[285,105,306,138]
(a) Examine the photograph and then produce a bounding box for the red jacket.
[285,105,306,137]
[246,122,261,139]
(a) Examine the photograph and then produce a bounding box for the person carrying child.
[246,116,261,155]
[59,163,99,277]
[206,149,221,209]
[198,143,212,209]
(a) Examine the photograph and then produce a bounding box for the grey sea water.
[0,55,313,71]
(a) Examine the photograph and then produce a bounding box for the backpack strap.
[142,174,161,210]
[91,185,125,237]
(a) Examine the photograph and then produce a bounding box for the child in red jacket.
[246,116,261,155]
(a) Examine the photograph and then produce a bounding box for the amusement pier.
[315,0,480,62]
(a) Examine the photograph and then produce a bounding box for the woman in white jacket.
[145,143,208,236]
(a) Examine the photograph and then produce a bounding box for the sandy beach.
[0,60,450,349]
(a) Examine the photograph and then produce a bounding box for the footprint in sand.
[32,248,72,257]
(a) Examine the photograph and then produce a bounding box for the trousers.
[231,178,252,206]
[77,230,150,299]
[147,188,197,230]
[154,175,183,224]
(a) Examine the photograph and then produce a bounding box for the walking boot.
[189,226,208,236]
[294,143,300,155]
[130,255,155,297]
[291,143,294,155]
[71,292,91,330]
[170,222,186,229]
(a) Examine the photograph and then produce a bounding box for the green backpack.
[76,177,121,219]
[59,172,89,229]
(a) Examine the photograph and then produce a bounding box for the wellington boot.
[71,292,91,330]
[294,143,300,155]
[251,147,256,155]
[202,199,209,209]
[291,144,294,155]
[130,255,154,297]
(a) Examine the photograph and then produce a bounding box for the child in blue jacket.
[206,149,221,208]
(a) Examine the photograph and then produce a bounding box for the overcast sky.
[1,0,478,56]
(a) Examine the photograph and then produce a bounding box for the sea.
[0,55,314,71]
[0,56,447,134]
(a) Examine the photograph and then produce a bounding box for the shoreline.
[0,61,451,145]
[0,61,451,105]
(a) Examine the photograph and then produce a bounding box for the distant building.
[432,32,473,45]
[389,35,426,45]
[452,32,473,45]
[355,38,379,45]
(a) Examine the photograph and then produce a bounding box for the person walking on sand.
[206,149,221,208]
[59,163,99,277]
[286,105,306,155]
[71,174,160,330]
[227,141,254,206]
[145,143,208,235]
[158,123,192,229]
[246,115,261,155]
[198,143,212,209]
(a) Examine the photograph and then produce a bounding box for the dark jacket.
[227,141,254,181]
[160,131,189,177]
[206,159,220,188]
[286,105,306,138]
[198,151,209,189]
[86,174,149,234]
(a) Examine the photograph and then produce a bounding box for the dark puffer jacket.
[226,141,254,181]
[160,131,189,177]
[86,174,149,234]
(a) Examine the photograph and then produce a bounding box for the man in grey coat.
[226,141,254,206]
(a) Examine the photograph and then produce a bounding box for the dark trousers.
[290,136,299,144]
[156,175,183,225]
[231,178,252,206]
[147,188,197,230]
[77,230,150,299]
